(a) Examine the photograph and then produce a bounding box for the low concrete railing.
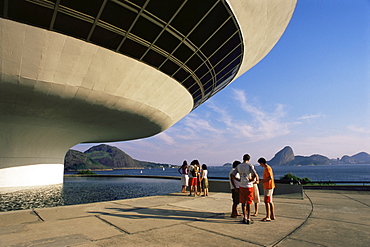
[209,180,303,199]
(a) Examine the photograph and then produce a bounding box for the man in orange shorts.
[258,157,275,222]
[231,154,257,224]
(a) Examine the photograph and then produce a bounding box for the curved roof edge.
[228,0,297,80]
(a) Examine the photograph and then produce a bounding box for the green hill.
[64,144,171,171]
[64,149,110,171]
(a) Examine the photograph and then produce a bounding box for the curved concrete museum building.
[0,0,296,187]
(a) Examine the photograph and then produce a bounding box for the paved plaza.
[0,189,369,246]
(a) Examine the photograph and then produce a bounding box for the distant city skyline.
[74,0,370,165]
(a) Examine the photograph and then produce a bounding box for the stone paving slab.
[32,201,127,221]
[271,198,311,220]
[0,190,369,247]
[283,217,369,247]
[277,190,370,247]
[74,224,257,247]
[0,209,39,227]
[188,215,303,246]
[0,216,122,246]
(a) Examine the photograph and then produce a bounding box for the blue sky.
[74,0,370,165]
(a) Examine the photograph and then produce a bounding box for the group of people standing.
[177,154,275,225]
[230,154,275,225]
[178,160,209,196]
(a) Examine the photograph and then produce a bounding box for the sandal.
[261,217,271,222]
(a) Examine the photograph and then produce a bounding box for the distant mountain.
[268,146,370,166]
[268,146,295,166]
[268,146,333,166]
[285,154,332,166]
[64,150,110,171]
[340,152,370,164]
[223,163,232,167]
[84,144,140,168]
[64,144,172,171]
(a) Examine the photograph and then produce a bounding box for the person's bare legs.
[231,203,235,217]
[253,203,258,216]
[246,203,251,220]
[242,203,246,220]
[231,203,238,217]
[204,188,209,196]
[264,202,270,219]
[270,202,275,220]
[188,184,193,196]
[263,194,272,221]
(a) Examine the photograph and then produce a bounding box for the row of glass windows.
[0,0,243,108]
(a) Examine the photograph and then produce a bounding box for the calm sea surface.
[86,164,370,182]
[1,164,369,212]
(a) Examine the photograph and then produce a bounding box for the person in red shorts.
[258,157,276,222]
[188,160,199,196]
[231,154,257,224]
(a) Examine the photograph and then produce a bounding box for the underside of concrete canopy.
[0,0,296,187]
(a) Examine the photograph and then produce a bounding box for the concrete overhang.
[0,0,297,187]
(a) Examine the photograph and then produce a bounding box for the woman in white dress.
[178,160,189,193]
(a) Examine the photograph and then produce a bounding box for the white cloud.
[77,90,295,158]
[206,101,233,127]
[230,89,292,141]
[298,113,324,120]
[347,125,370,134]
[155,132,175,145]
[181,113,219,133]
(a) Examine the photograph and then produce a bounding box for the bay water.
[86,163,370,182]
[1,164,369,212]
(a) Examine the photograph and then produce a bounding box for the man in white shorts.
[258,157,276,222]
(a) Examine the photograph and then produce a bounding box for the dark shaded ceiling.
[0,0,243,109]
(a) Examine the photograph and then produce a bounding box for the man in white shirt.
[231,154,257,224]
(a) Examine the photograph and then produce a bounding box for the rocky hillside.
[64,144,171,171]
[64,149,110,171]
[268,146,295,166]
[84,144,140,169]
[267,146,370,166]
[268,146,333,166]
[285,154,332,166]
[340,152,370,164]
